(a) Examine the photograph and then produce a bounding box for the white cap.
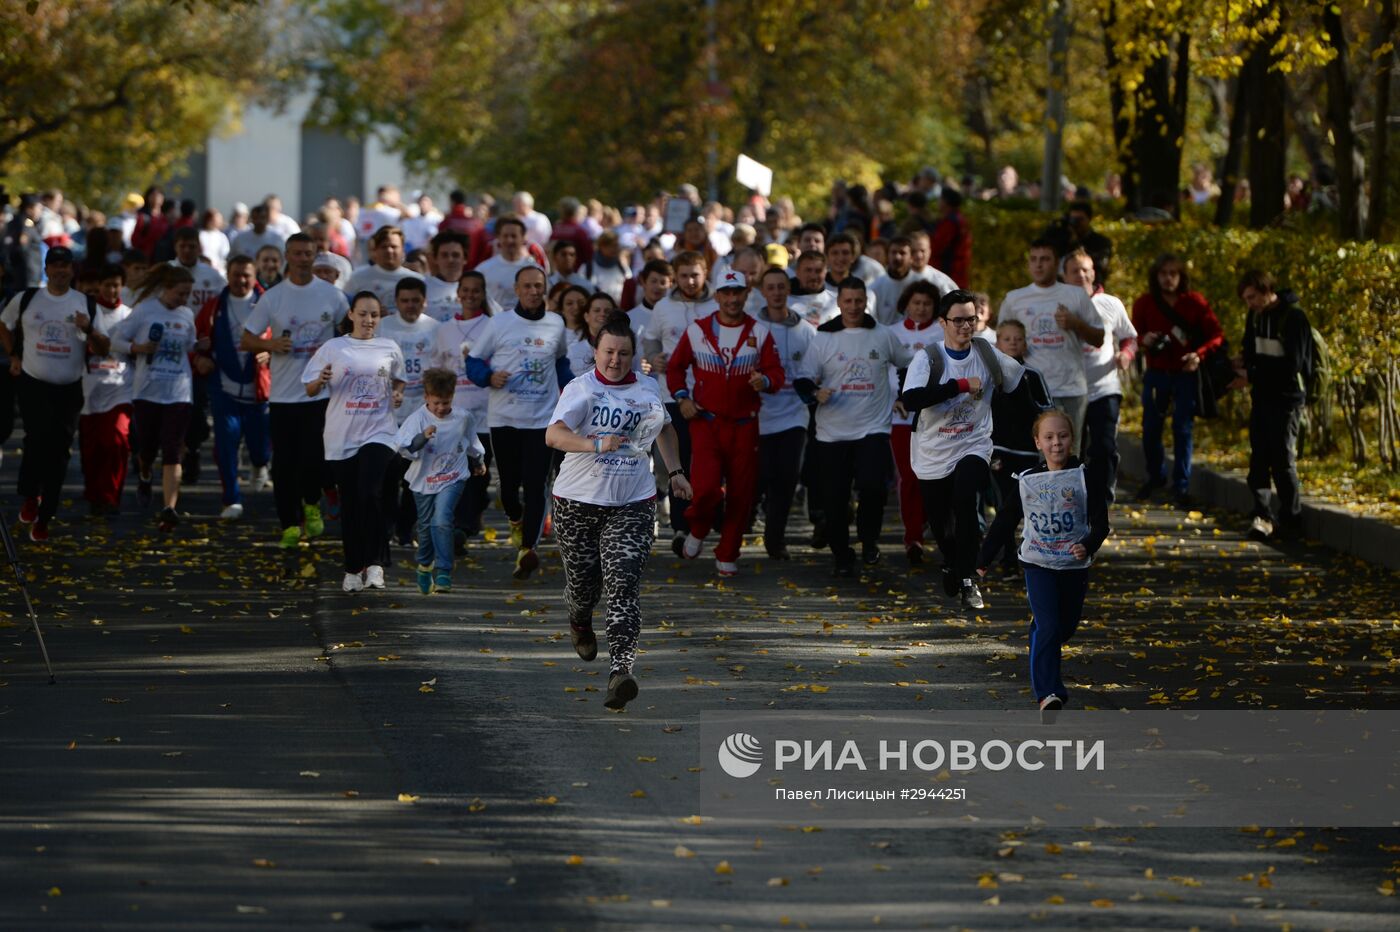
[716,269,747,290]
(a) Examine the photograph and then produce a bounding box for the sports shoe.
[765,544,791,561]
[364,565,385,589]
[18,496,40,524]
[941,566,959,598]
[716,560,739,577]
[322,487,340,519]
[1133,479,1163,502]
[571,623,598,662]
[960,579,985,609]
[671,532,686,557]
[508,520,523,548]
[513,547,539,580]
[604,671,639,710]
[1173,491,1193,509]
[251,465,271,491]
[905,543,924,566]
[303,504,325,539]
[681,534,703,559]
[220,503,244,521]
[416,563,433,595]
[29,519,49,543]
[432,572,452,593]
[1039,695,1064,724]
[137,479,153,508]
[278,526,302,549]
[1248,515,1274,541]
[342,572,364,593]
[862,543,881,566]
[158,507,179,532]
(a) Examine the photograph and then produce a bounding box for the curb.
[1118,441,1400,572]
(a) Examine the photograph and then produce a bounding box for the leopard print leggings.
[552,496,656,674]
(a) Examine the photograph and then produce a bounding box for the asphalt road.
[2,447,1398,931]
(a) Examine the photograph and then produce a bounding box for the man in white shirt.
[788,250,837,325]
[344,226,423,314]
[230,204,286,259]
[513,191,552,249]
[475,216,541,311]
[870,235,955,325]
[264,195,301,239]
[240,232,350,548]
[547,240,592,291]
[997,238,1104,444]
[355,186,403,260]
[0,247,108,540]
[401,193,442,253]
[822,233,877,317]
[423,231,476,321]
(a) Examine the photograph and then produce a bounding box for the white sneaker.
[220,503,244,521]
[342,572,365,593]
[365,565,386,589]
[716,560,739,577]
[251,466,271,491]
[682,534,704,559]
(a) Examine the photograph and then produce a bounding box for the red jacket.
[666,311,784,420]
[1131,290,1224,372]
[440,206,492,269]
[928,210,971,288]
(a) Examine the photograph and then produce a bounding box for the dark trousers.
[0,367,16,444]
[920,454,992,581]
[758,427,805,551]
[1083,393,1122,505]
[491,425,549,549]
[454,432,494,536]
[988,452,1039,567]
[268,400,329,530]
[819,434,893,558]
[1024,564,1089,702]
[381,454,417,544]
[1247,398,1303,524]
[185,374,211,454]
[330,442,394,573]
[16,374,83,522]
[664,402,691,535]
[1141,369,1197,495]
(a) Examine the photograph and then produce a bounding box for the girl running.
[302,291,406,593]
[977,409,1110,720]
[546,312,691,710]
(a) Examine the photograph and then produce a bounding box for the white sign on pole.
[735,154,773,196]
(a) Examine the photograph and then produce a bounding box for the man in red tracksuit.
[666,269,785,577]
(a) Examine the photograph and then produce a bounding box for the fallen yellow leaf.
[714,861,733,875]
[397,793,420,803]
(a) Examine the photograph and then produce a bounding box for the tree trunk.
[1100,1,1132,203]
[1215,71,1250,226]
[1124,33,1190,214]
[1322,2,1363,238]
[1041,0,1071,212]
[1247,6,1288,228]
[1365,0,1396,240]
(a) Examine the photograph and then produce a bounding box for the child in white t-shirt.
[395,368,485,594]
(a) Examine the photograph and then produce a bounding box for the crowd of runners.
[0,181,1318,713]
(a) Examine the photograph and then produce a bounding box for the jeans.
[1023,564,1089,702]
[1141,369,1197,495]
[414,480,467,572]
[1082,393,1122,505]
[1247,398,1303,524]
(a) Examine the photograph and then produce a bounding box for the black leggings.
[269,400,329,530]
[491,426,549,549]
[330,442,395,573]
[920,455,991,581]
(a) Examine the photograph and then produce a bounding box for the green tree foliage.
[0,0,278,207]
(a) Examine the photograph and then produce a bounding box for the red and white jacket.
[665,311,785,420]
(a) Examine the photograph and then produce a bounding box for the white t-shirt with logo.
[643,291,717,403]
[468,309,569,429]
[171,259,227,311]
[430,313,491,424]
[758,313,817,436]
[903,342,1025,480]
[0,288,91,384]
[112,299,198,405]
[788,289,838,327]
[302,336,406,460]
[889,321,939,427]
[550,370,670,506]
[82,304,133,415]
[803,323,914,442]
[343,264,423,314]
[1084,292,1137,403]
[475,254,543,312]
[377,313,440,424]
[394,405,485,494]
[997,282,1100,398]
[242,277,349,404]
[424,276,462,323]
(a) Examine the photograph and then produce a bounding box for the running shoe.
[432,572,452,593]
[342,572,364,593]
[1173,491,1193,509]
[862,543,881,566]
[671,532,686,557]
[513,547,539,580]
[765,544,791,561]
[1132,478,1163,502]
[158,507,179,532]
[303,504,325,539]
[682,534,703,559]
[960,579,985,610]
[571,623,598,662]
[220,503,244,520]
[905,543,924,566]
[29,519,49,543]
[1039,695,1063,724]
[1248,515,1274,541]
[137,478,153,508]
[604,672,639,710]
[323,487,340,519]
[278,526,301,549]
[508,520,523,548]
[716,560,739,577]
[18,496,40,524]
[364,565,386,589]
[416,563,433,595]
[251,465,271,491]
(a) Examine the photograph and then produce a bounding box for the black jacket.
[1242,291,1310,402]
[977,456,1110,570]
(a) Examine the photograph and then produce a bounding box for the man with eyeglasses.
[901,289,1025,609]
